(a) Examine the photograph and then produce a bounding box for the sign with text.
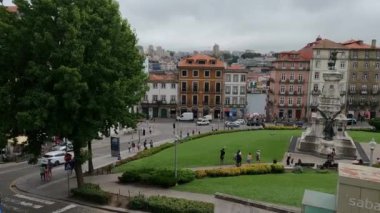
[110,137,120,157]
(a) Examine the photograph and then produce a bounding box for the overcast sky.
[3,0,380,53]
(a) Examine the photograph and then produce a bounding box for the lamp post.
[369,138,377,167]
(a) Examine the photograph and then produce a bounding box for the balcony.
[288,91,294,95]
[311,90,321,95]
[280,79,286,83]
[361,90,368,95]
[340,91,346,96]
[278,103,285,107]
[279,91,286,95]
[296,79,304,84]
[349,90,356,94]
[289,79,295,83]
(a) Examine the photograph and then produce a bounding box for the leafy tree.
[0,0,147,187]
[241,52,261,59]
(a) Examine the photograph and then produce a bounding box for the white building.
[307,38,349,117]
[140,71,178,118]
[224,65,248,119]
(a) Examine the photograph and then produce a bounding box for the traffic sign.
[64,160,74,171]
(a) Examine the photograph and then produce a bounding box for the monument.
[297,50,357,159]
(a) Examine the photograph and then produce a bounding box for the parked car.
[197,119,210,126]
[52,141,73,152]
[347,118,357,125]
[225,121,240,128]
[176,112,194,121]
[39,151,67,166]
[246,120,262,126]
[295,121,304,128]
[235,119,246,125]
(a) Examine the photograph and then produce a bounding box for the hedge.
[195,163,284,178]
[128,194,214,213]
[369,118,380,131]
[119,168,195,188]
[71,183,111,204]
[264,125,301,130]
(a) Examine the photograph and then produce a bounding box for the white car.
[39,151,67,166]
[197,119,210,126]
[235,119,246,125]
[52,141,73,152]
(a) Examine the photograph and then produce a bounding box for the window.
[204,82,210,92]
[181,82,187,92]
[348,97,353,104]
[289,85,294,93]
[313,84,318,91]
[350,85,356,92]
[280,85,285,94]
[279,96,285,104]
[240,86,245,94]
[297,97,302,105]
[315,60,321,68]
[233,86,238,94]
[192,95,198,105]
[365,62,369,69]
[233,75,239,82]
[352,73,356,80]
[193,70,199,77]
[171,83,176,89]
[225,86,231,94]
[353,51,358,58]
[240,97,245,105]
[281,73,286,81]
[240,75,246,82]
[287,109,293,118]
[299,63,304,69]
[143,95,148,101]
[341,51,346,57]
[216,70,222,77]
[316,50,320,56]
[362,73,368,80]
[161,95,166,101]
[181,70,187,77]
[353,61,358,69]
[298,74,303,82]
[161,83,166,89]
[204,70,210,77]
[181,95,186,104]
[193,82,198,92]
[225,97,230,105]
[232,97,238,104]
[373,85,379,92]
[216,82,221,92]
[291,63,295,69]
[282,62,286,69]
[297,85,302,94]
[226,74,231,82]
[170,95,176,102]
[153,95,158,101]
[362,85,367,91]
[153,83,158,89]
[288,97,293,106]
[365,51,369,59]
[376,73,379,81]
[215,96,221,105]
[314,72,320,80]
[204,95,209,105]
[376,63,380,69]
[377,51,380,59]
[340,61,345,69]
[290,72,294,81]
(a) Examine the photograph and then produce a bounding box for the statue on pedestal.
[317,108,342,140]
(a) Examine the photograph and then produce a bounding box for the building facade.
[140,71,178,118]
[307,39,349,117]
[224,65,248,119]
[343,39,380,119]
[267,46,312,121]
[178,54,225,119]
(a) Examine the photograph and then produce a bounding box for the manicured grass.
[347,131,380,143]
[114,130,301,173]
[175,170,338,207]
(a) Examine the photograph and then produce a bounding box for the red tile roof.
[341,40,377,49]
[226,64,244,70]
[5,6,18,13]
[178,54,225,68]
[148,71,178,82]
[312,39,346,49]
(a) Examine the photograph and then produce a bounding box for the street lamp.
[369,138,377,167]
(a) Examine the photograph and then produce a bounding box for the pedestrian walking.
[137,142,141,151]
[150,140,153,148]
[44,165,49,181]
[286,153,291,166]
[247,152,253,164]
[255,150,261,162]
[40,164,46,181]
[192,129,195,135]
[220,148,225,165]
[132,142,136,152]
[47,159,53,179]
[149,126,152,135]
[236,150,242,167]
[143,139,147,150]
[128,142,131,152]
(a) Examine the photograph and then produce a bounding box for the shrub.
[271,163,285,173]
[195,170,207,178]
[369,118,380,131]
[119,168,196,187]
[264,125,300,130]
[71,183,111,204]
[128,195,214,213]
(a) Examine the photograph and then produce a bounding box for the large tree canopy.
[0,0,147,187]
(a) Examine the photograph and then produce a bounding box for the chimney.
[371,39,376,48]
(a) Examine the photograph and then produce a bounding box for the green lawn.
[114,130,301,173]
[175,170,338,207]
[347,131,380,143]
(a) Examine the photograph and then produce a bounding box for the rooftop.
[148,71,178,82]
[178,54,225,68]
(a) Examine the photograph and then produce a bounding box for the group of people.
[40,159,53,182]
[219,148,262,167]
[127,139,154,152]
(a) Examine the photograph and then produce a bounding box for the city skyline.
[3,0,380,52]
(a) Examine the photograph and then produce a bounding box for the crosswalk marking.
[14,194,55,205]
[51,204,77,213]
[2,202,24,213]
[3,197,43,209]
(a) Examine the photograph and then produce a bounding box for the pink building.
[266,45,313,121]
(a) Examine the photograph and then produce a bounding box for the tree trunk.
[87,140,94,174]
[74,146,84,188]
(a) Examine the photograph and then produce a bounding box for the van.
[176,112,194,121]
